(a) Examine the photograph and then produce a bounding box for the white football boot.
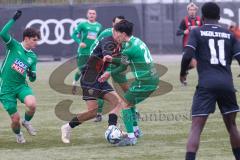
[61,123,72,144]
[16,132,26,144]
[22,120,37,136]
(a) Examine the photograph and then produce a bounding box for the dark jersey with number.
[81,36,120,84]
[187,24,240,91]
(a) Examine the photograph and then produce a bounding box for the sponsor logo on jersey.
[87,31,97,40]
[11,59,28,75]
[88,89,94,95]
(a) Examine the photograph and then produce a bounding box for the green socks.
[130,106,138,127]
[122,108,134,134]
[24,112,34,121]
[74,71,81,82]
[12,127,20,134]
[97,99,104,113]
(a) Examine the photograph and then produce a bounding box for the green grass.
[0,55,239,160]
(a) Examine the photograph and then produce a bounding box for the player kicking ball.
[180,2,240,160]
[0,10,40,143]
[100,20,159,146]
[61,25,125,144]
[61,20,158,146]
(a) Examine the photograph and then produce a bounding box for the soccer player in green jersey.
[91,16,128,122]
[100,20,160,145]
[0,11,40,143]
[60,20,157,146]
[71,8,102,93]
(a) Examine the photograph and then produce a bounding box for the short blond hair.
[187,2,198,10]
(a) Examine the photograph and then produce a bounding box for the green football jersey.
[0,19,37,92]
[121,36,157,80]
[71,21,102,55]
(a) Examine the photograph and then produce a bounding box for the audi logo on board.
[26,18,87,45]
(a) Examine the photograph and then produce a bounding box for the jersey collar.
[87,20,97,25]
[204,24,222,27]
[126,36,134,42]
[21,43,32,52]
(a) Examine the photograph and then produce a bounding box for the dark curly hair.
[23,27,41,40]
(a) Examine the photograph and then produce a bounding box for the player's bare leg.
[104,91,127,114]
[61,92,123,144]
[185,116,208,160]
[94,83,129,122]
[11,112,26,144]
[223,112,240,159]
[61,100,98,143]
[22,95,37,136]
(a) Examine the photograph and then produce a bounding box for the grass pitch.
[0,55,239,160]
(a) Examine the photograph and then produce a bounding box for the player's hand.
[13,10,22,21]
[80,43,86,48]
[26,69,36,78]
[180,74,187,86]
[184,29,189,35]
[72,86,77,95]
[98,72,110,83]
[103,55,113,63]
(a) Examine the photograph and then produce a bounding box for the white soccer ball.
[105,125,122,144]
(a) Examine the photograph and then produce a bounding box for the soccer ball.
[105,125,122,144]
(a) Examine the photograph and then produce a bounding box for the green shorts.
[124,78,159,105]
[0,85,34,115]
[77,54,90,71]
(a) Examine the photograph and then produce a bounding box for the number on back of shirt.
[209,39,226,66]
[140,44,152,64]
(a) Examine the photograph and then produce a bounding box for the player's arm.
[176,19,186,36]
[0,10,22,43]
[232,34,240,66]
[111,64,128,75]
[180,47,194,76]
[100,56,128,82]
[179,29,197,83]
[71,23,82,44]
[27,60,37,82]
[98,38,119,82]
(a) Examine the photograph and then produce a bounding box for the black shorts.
[191,87,239,116]
[80,78,114,101]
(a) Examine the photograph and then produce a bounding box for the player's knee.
[11,114,20,124]
[25,96,36,111]
[226,121,237,133]
[118,99,129,109]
